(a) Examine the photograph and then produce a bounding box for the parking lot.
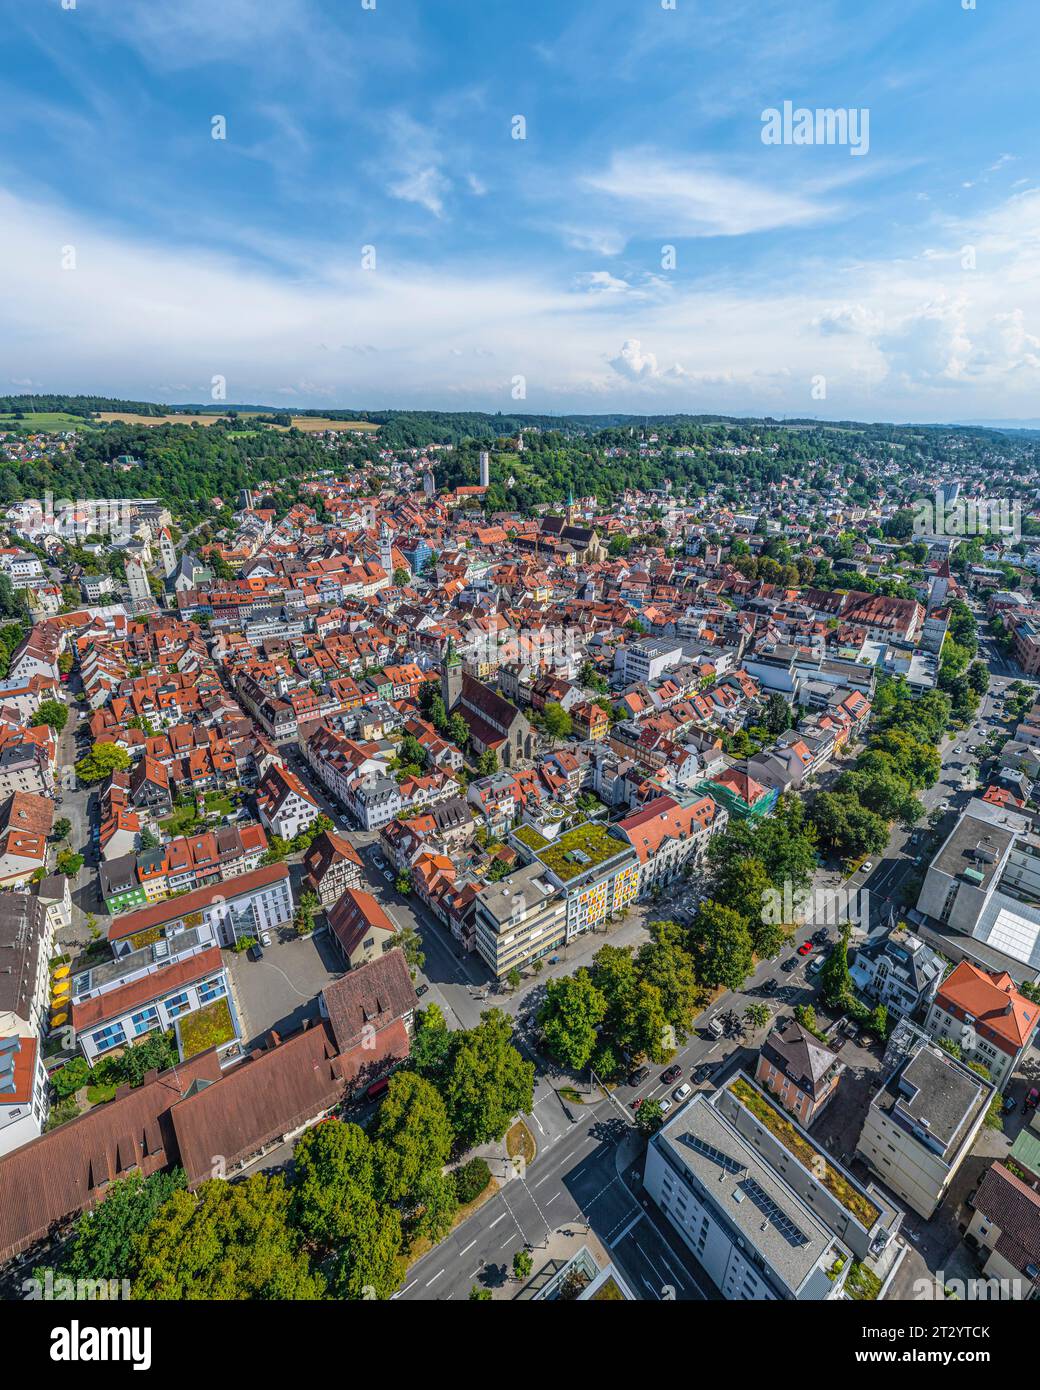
[226,927,346,1049]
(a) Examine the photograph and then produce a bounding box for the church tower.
[441,636,463,711]
[379,521,393,576]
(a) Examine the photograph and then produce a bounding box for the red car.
[630,1097,645,1112]
[797,941,814,956]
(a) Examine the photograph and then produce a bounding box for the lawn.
[161,805,202,836]
[0,412,95,431]
[177,997,235,1059]
[533,821,629,883]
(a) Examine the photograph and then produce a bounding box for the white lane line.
[533,1174,553,1189]
[489,1213,507,1228]
[425,1269,445,1286]
[609,1212,643,1248]
[459,1240,477,1257]
[635,1242,667,1287]
[545,1192,560,1205]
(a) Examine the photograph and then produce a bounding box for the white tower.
[379,521,393,575]
[158,527,177,579]
[479,451,490,488]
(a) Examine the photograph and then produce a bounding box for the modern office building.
[856,1041,994,1219]
[644,1077,900,1300]
[514,820,640,939]
[473,861,566,979]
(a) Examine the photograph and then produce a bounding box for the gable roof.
[321,947,414,1052]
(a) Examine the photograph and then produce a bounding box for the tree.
[410,1168,458,1243]
[330,1197,405,1300]
[56,849,84,877]
[447,712,470,749]
[512,1248,533,1280]
[292,1119,378,1247]
[410,1003,452,1085]
[441,1010,535,1148]
[543,702,573,741]
[132,1175,324,1300]
[75,742,131,784]
[819,925,856,1011]
[294,889,320,937]
[392,567,410,586]
[395,870,413,897]
[49,1170,186,1288]
[762,692,792,736]
[395,922,424,975]
[373,1073,453,1204]
[636,1098,664,1134]
[31,698,68,733]
[476,749,498,777]
[635,920,702,1044]
[454,1157,491,1204]
[469,1285,493,1300]
[52,816,71,841]
[691,901,755,992]
[811,792,888,862]
[506,966,522,992]
[744,1003,772,1031]
[538,970,607,1070]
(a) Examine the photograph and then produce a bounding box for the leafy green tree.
[691,901,755,992]
[744,1003,772,1031]
[762,692,792,736]
[513,1248,533,1280]
[819,925,856,1011]
[75,742,131,784]
[441,1010,535,1148]
[410,1003,452,1085]
[811,792,888,862]
[635,920,702,1044]
[56,849,84,877]
[454,1157,491,1204]
[538,970,607,1070]
[470,1284,493,1300]
[292,1119,378,1247]
[410,1168,459,1243]
[543,702,573,740]
[31,698,68,732]
[330,1197,405,1300]
[132,1175,325,1300]
[636,1097,664,1134]
[476,749,498,777]
[374,1073,453,1204]
[52,816,72,841]
[48,1170,186,1288]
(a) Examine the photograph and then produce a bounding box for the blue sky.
[1,0,1038,421]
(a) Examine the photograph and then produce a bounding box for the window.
[198,976,226,1005]
[131,1006,160,1037]
[92,1021,127,1053]
[164,991,191,1020]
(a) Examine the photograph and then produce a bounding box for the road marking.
[490,1213,507,1228]
[395,1279,417,1298]
[545,1192,560,1205]
[635,1241,666,1286]
[426,1269,445,1286]
[459,1240,476,1257]
[661,1255,687,1290]
[533,1174,553,1189]
[609,1212,643,1247]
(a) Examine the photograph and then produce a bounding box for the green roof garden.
[514,824,550,852]
[533,821,630,884]
[177,997,236,1060]
[729,1077,880,1229]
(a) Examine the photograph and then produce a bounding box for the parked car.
[763,977,779,995]
[693,1062,715,1083]
[673,1083,692,1103]
[259,930,271,947]
[661,1064,682,1085]
[630,1097,645,1112]
[861,862,874,874]
[797,940,814,956]
[658,1098,673,1116]
[627,1065,650,1088]
[812,928,829,945]
[247,944,264,963]
[782,956,800,973]
[808,956,826,976]
[706,1015,725,1038]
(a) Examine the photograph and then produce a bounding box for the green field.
[0,412,94,432]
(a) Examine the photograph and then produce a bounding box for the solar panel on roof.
[741,1178,809,1247]
[689,1134,743,1174]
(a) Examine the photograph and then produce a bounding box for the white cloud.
[387,165,451,218]
[609,339,686,383]
[579,149,838,240]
